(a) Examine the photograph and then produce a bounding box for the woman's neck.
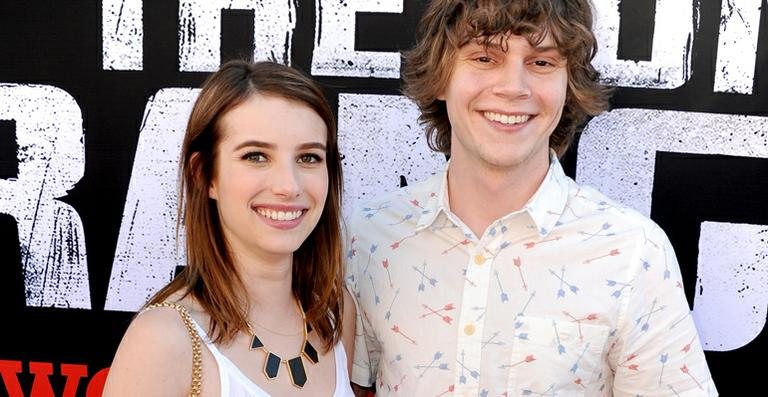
[233,252,296,314]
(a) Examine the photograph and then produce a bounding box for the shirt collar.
[415,162,450,231]
[415,152,570,238]
[522,152,570,237]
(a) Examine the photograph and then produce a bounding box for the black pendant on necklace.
[247,298,318,389]
[254,335,314,388]
[287,357,308,387]
[250,334,264,350]
[264,352,281,379]
[302,339,319,364]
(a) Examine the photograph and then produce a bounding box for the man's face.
[439,32,568,174]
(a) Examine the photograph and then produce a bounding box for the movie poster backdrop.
[0,0,765,395]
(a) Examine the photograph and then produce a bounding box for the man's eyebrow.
[533,45,563,55]
[470,37,504,49]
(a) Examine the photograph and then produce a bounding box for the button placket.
[454,240,495,394]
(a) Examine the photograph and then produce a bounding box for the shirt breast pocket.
[506,315,609,396]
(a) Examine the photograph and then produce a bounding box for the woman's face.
[208,93,329,264]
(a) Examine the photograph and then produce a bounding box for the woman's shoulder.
[102,299,199,396]
[131,301,199,356]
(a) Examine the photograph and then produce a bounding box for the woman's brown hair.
[148,60,344,350]
[403,0,611,157]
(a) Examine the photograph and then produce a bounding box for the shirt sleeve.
[344,211,381,388]
[610,224,717,396]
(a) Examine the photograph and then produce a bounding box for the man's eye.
[298,153,323,164]
[533,60,552,67]
[242,152,267,162]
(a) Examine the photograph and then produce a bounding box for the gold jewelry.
[250,318,303,336]
[246,298,319,388]
[143,303,202,396]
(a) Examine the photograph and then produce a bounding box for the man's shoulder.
[347,174,441,224]
[568,181,664,235]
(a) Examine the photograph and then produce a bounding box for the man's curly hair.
[402,0,610,157]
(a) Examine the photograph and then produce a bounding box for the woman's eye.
[475,56,493,63]
[533,60,553,67]
[242,152,267,162]
[298,153,323,164]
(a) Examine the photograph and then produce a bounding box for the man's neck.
[447,155,550,238]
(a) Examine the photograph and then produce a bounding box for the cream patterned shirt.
[345,156,716,396]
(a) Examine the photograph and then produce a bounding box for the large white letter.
[576,108,768,350]
[102,0,143,70]
[694,221,767,351]
[337,94,445,215]
[311,0,402,78]
[592,0,697,88]
[0,84,90,308]
[714,0,762,94]
[104,88,197,311]
[179,0,296,72]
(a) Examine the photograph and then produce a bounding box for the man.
[346,0,716,395]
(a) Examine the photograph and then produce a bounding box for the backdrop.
[0,0,765,395]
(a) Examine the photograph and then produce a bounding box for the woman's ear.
[189,152,217,200]
[209,181,218,201]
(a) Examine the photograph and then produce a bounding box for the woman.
[103,60,355,396]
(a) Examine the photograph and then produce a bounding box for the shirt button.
[474,254,486,265]
[464,323,476,335]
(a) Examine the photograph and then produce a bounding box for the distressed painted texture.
[592,0,697,88]
[0,84,90,309]
[337,94,445,216]
[178,0,295,72]
[714,0,762,94]
[577,108,768,215]
[105,88,197,312]
[102,0,143,70]
[311,0,402,78]
[694,221,767,351]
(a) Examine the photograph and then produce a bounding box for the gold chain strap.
[143,302,203,396]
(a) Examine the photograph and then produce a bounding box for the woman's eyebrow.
[234,140,274,151]
[298,142,327,151]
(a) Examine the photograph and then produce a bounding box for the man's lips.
[482,111,532,125]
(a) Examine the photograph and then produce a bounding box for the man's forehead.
[470,31,559,50]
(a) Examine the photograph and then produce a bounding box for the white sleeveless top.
[191,319,355,397]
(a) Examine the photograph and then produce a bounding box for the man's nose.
[491,61,532,99]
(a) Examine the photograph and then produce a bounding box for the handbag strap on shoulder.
[143,302,203,396]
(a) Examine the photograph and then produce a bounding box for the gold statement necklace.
[246,299,319,388]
